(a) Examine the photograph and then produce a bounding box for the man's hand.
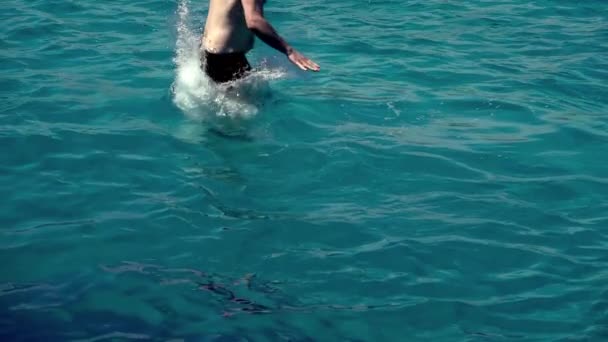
[288,49,320,72]
[242,0,320,72]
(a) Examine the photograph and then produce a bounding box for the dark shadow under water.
[0,264,366,341]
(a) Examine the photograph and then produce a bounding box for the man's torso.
[202,0,254,54]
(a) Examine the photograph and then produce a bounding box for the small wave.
[171,0,285,126]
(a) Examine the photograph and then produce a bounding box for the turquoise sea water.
[2,0,608,340]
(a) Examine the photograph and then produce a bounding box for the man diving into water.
[202,0,320,83]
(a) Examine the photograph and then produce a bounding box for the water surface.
[2,0,608,340]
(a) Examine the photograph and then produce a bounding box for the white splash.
[171,0,285,124]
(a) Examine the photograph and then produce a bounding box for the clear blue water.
[2,0,608,340]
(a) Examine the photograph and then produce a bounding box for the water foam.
[171,0,286,124]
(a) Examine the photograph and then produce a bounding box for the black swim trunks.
[203,51,252,83]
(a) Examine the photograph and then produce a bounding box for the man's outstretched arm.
[241,0,320,71]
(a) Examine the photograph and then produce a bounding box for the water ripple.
[2,0,607,340]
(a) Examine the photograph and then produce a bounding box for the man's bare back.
[201,0,319,83]
[202,0,254,54]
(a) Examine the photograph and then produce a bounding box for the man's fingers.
[307,60,320,71]
[290,54,320,71]
[291,58,305,70]
[304,58,320,71]
[305,61,319,71]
